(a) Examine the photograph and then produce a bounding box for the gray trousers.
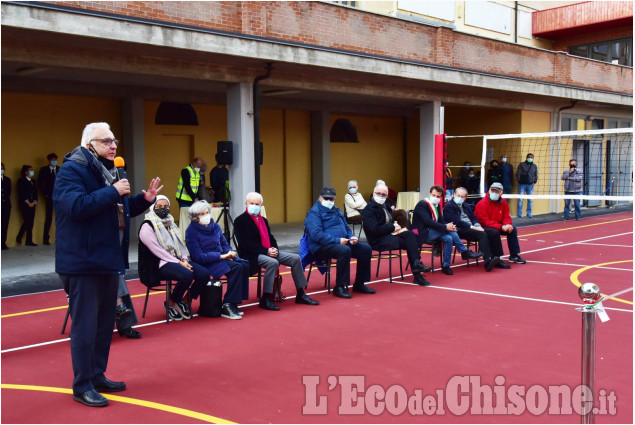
[258,251,308,294]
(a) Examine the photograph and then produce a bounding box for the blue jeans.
[517,184,534,216]
[427,229,466,267]
[564,192,581,219]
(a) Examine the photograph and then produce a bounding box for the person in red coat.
[474,182,526,269]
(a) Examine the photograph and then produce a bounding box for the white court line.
[389,279,633,313]
[523,260,633,272]
[577,243,634,248]
[519,231,633,257]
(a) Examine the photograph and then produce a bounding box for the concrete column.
[419,101,441,198]
[121,98,146,236]
[310,110,330,201]
[227,83,255,220]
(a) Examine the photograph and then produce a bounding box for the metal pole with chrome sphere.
[576,283,601,424]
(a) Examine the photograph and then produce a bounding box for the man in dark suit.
[362,182,432,286]
[234,192,319,309]
[1,162,11,250]
[443,187,501,272]
[38,153,59,245]
[411,185,482,275]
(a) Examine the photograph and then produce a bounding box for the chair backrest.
[138,238,162,288]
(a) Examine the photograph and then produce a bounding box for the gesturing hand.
[142,177,164,202]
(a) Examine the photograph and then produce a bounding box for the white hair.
[81,122,111,148]
[374,183,388,193]
[347,180,358,189]
[376,179,386,186]
[189,200,212,221]
[245,192,263,204]
[455,187,468,196]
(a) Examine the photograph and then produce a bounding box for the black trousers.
[1,205,10,247]
[43,196,54,243]
[17,204,35,244]
[221,259,250,304]
[482,226,521,258]
[456,227,497,260]
[371,231,422,267]
[159,260,209,303]
[60,273,119,394]
[312,242,372,287]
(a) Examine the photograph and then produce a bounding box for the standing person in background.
[516,153,538,218]
[1,163,12,250]
[343,180,366,224]
[458,161,474,187]
[561,159,584,221]
[209,153,229,204]
[16,164,38,246]
[444,160,454,200]
[54,122,162,407]
[486,159,503,189]
[499,154,514,194]
[176,157,203,239]
[38,153,59,245]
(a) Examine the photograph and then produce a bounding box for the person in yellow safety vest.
[176,157,204,239]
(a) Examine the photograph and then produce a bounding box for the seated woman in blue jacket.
[304,186,374,299]
[185,200,250,320]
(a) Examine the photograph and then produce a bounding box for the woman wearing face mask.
[343,180,367,224]
[186,200,250,320]
[139,195,209,321]
[16,164,38,246]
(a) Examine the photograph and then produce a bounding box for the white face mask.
[454,196,465,205]
[489,192,500,201]
[373,195,386,205]
[349,188,357,194]
[501,157,507,163]
[247,204,261,216]
[199,213,211,226]
[428,196,441,205]
[321,200,334,209]
[194,167,201,173]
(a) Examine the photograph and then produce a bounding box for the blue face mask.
[28,170,34,177]
[465,166,471,170]
[489,192,500,201]
[247,204,261,216]
[454,196,465,205]
[50,161,57,166]
[527,158,533,163]
[321,200,334,209]
[349,188,357,194]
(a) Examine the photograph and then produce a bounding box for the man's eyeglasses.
[91,138,119,147]
[374,192,387,198]
[323,197,334,201]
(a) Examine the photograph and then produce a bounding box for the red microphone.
[114,156,126,181]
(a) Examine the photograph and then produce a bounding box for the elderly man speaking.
[54,122,162,407]
[234,192,319,309]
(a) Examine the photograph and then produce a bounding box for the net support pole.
[580,308,596,424]
[434,134,445,188]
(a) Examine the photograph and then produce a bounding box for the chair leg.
[257,268,262,299]
[376,251,381,277]
[387,250,393,282]
[307,263,313,281]
[142,287,151,318]
[399,249,404,280]
[326,259,331,294]
[166,281,172,324]
[61,306,70,334]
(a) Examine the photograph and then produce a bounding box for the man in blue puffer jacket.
[54,122,162,407]
[304,187,373,298]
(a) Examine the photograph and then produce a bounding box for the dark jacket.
[304,201,352,254]
[361,197,396,249]
[443,199,480,231]
[185,220,233,279]
[38,165,59,199]
[209,166,229,203]
[17,177,38,206]
[54,146,151,275]
[516,161,538,185]
[411,199,447,244]
[487,166,504,187]
[234,211,279,275]
[1,176,11,209]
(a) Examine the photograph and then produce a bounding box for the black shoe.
[1,244,7,250]
[73,389,109,407]
[43,241,51,245]
[411,260,428,274]
[92,378,126,392]
[485,256,500,272]
[509,255,526,264]
[295,293,320,305]
[231,303,244,316]
[495,261,511,269]
[164,301,183,321]
[441,266,453,275]
[352,283,376,294]
[461,250,483,260]
[413,273,431,286]
[115,304,132,319]
[15,235,22,245]
[25,242,38,246]
[175,301,192,319]
[118,327,142,339]
[221,303,242,319]
[333,286,352,299]
[259,295,281,311]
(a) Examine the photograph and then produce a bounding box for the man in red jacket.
[474,182,526,269]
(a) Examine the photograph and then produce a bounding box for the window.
[569,37,633,67]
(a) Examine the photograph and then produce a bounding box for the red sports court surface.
[1,212,633,423]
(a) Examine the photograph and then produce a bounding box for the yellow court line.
[518,217,633,238]
[1,384,235,424]
[570,260,634,306]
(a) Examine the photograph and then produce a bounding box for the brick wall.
[51,1,632,94]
